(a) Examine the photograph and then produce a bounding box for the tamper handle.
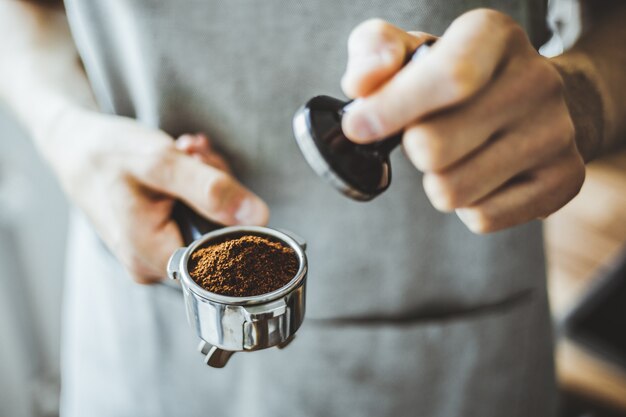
[162,204,217,290]
[370,133,402,157]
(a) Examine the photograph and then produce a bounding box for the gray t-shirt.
[60,1,556,416]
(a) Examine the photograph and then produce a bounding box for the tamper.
[293,41,433,201]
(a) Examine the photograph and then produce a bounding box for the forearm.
[551,3,626,161]
[0,2,95,159]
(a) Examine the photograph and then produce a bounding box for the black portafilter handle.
[172,201,220,245]
[159,203,217,290]
[293,41,434,201]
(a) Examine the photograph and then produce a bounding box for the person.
[0,0,624,415]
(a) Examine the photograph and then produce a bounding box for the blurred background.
[1,0,625,416]
[0,102,66,416]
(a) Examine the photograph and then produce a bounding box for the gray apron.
[61,1,556,416]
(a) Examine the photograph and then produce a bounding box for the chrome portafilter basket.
[167,222,307,368]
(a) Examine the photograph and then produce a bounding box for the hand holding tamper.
[293,41,433,201]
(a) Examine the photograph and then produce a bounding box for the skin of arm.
[553,1,626,157]
[0,1,269,283]
[341,4,626,233]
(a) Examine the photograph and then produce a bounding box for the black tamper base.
[293,95,399,201]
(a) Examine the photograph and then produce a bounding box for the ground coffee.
[189,235,299,297]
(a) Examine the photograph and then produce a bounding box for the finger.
[176,133,232,173]
[132,218,184,284]
[195,133,233,173]
[418,95,574,211]
[176,134,210,155]
[421,120,569,212]
[113,194,184,284]
[455,152,585,233]
[342,9,526,143]
[341,19,434,98]
[202,153,232,174]
[134,148,270,227]
[402,56,554,172]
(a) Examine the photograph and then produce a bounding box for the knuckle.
[539,156,586,217]
[521,59,544,84]
[142,142,176,181]
[404,125,446,171]
[469,8,502,21]
[463,8,512,30]
[350,18,393,46]
[520,97,574,161]
[461,9,525,46]
[547,113,576,153]
[427,144,449,172]
[438,60,480,103]
[502,21,528,45]
[521,59,565,98]
[361,18,393,37]
[540,61,565,94]
[204,172,236,211]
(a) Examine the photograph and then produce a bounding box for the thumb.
[138,147,269,227]
[341,19,434,98]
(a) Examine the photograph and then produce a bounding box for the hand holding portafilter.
[293,41,433,201]
[167,140,308,369]
[168,226,308,368]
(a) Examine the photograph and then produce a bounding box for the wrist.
[550,53,605,163]
[31,98,86,161]
[37,104,108,196]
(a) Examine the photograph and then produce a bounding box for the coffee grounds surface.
[189,235,299,297]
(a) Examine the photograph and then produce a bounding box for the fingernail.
[342,98,362,114]
[342,99,382,141]
[234,197,269,225]
[455,208,473,225]
[403,135,428,171]
[455,208,484,233]
[176,134,194,149]
[423,175,453,212]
